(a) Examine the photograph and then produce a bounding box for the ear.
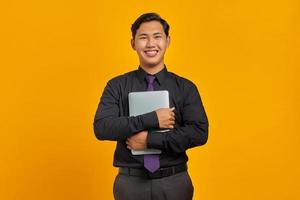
[166,36,171,48]
[131,38,136,50]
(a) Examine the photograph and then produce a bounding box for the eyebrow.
[137,32,163,37]
[137,33,148,37]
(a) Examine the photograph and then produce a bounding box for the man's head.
[131,13,170,70]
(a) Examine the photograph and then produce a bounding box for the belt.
[119,163,187,179]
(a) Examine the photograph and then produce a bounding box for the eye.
[155,35,162,39]
[139,37,147,40]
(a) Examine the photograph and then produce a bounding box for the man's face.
[131,21,170,68]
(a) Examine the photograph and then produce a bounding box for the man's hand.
[156,107,176,129]
[126,131,148,150]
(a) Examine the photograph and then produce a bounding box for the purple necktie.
[144,75,160,173]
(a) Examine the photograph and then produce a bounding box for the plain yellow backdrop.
[1,0,299,199]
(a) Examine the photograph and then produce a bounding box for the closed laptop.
[128,90,169,155]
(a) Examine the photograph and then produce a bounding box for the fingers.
[127,138,135,144]
[163,119,175,129]
[168,119,175,128]
[169,107,176,119]
[157,107,176,129]
[168,125,174,129]
[168,120,175,129]
[170,116,175,121]
[170,107,176,116]
[165,110,176,129]
[126,140,130,149]
[169,113,175,123]
[126,140,132,150]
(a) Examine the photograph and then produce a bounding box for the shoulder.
[168,71,197,89]
[168,71,203,102]
[107,69,137,86]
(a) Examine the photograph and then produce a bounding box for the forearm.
[94,111,158,141]
[147,122,208,153]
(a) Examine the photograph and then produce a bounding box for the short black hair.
[131,13,170,39]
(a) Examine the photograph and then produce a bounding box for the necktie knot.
[146,75,155,91]
[146,75,155,84]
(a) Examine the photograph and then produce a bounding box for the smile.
[144,50,159,57]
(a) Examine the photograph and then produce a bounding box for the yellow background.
[1,0,299,199]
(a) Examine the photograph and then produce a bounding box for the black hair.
[131,13,170,39]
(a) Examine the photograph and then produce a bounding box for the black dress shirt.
[93,66,208,168]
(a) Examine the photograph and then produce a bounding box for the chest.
[118,80,184,124]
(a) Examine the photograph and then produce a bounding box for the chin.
[143,62,160,68]
[142,59,162,67]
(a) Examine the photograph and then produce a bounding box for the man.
[93,13,208,200]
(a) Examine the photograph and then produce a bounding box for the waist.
[118,163,187,179]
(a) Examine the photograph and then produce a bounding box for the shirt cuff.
[147,131,165,149]
[140,111,159,129]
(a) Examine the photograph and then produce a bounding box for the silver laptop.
[128,90,169,155]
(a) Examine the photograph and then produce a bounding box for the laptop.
[128,90,169,155]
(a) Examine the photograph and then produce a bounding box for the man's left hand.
[126,131,148,150]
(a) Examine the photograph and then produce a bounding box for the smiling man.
[93,13,209,200]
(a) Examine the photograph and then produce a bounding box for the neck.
[140,62,165,75]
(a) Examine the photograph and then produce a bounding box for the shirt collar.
[137,65,168,85]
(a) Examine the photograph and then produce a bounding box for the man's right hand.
[155,107,176,129]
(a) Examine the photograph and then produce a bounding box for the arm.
[93,80,159,141]
[146,84,209,154]
[126,107,176,150]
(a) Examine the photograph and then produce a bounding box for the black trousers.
[113,171,194,200]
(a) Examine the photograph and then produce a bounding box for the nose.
[146,37,155,47]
